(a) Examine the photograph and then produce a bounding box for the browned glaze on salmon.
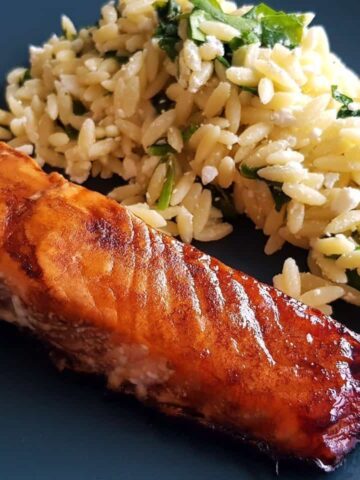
[0,142,359,471]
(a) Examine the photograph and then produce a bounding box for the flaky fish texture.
[0,142,359,471]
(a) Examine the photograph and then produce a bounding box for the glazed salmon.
[0,142,359,471]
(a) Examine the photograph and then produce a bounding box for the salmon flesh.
[0,142,359,471]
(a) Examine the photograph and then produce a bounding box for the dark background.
[0,1,360,479]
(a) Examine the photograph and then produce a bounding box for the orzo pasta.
[2,0,360,314]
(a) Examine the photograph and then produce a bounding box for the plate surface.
[0,1,360,479]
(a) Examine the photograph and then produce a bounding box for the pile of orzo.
[2,0,360,315]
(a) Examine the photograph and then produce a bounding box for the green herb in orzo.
[182,124,200,142]
[188,8,210,42]
[157,157,175,210]
[216,55,231,68]
[240,165,289,212]
[240,86,259,96]
[3,0,360,313]
[332,85,360,118]
[148,142,176,156]
[244,3,306,49]
[154,0,181,60]
[240,164,261,180]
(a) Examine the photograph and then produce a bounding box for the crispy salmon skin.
[0,142,359,471]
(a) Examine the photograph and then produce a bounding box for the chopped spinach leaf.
[154,0,181,60]
[243,3,276,20]
[188,9,210,42]
[158,0,180,19]
[331,85,353,106]
[207,184,237,221]
[228,37,245,51]
[182,124,200,142]
[103,50,130,64]
[187,1,307,71]
[269,183,290,212]
[148,142,176,156]
[347,269,360,292]
[240,164,290,211]
[241,86,259,96]
[191,0,306,49]
[19,69,31,87]
[261,14,304,49]
[216,55,231,69]
[192,0,260,44]
[331,85,360,119]
[157,156,175,210]
[244,3,306,49]
[157,35,180,60]
[240,164,261,179]
[151,92,175,114]
[338,107,360,119]
[72,99,88,116]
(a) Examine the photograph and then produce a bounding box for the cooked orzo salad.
[2,0,360,314]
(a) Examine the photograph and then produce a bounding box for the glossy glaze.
[0,143,359,471]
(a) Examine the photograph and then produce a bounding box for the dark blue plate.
[0,1,359,479]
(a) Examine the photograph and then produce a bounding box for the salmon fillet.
[0,142,359,471]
